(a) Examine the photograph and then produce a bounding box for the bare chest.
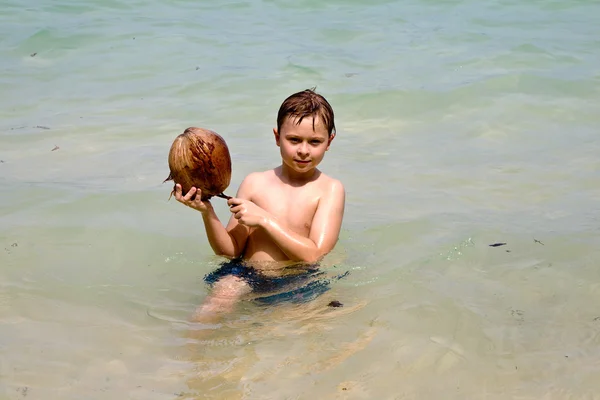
[253,187,319,235]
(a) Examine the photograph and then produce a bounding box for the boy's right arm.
[174,183,250,258]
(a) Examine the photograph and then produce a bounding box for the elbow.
[214,246,240,259]
[298,250,325,264]
[301,243,334,264]
[215,250,232,259]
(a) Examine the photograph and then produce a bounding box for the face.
[274,116,335,176]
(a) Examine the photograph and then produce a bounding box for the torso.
[241,168,330,267]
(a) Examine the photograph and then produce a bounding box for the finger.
[174,184,183,200]
[232,205,247,215]
[183,187,197,201]
[227,198,242,207]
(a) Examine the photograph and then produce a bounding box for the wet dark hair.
[277,88,336,136]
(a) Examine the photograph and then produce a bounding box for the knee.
[211,275,251,299]
[193,276,251,320]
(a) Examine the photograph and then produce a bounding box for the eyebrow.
[285,135,325,140]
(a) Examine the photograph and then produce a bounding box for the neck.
[277,164,319,185]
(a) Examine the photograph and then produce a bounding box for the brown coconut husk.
[164,127,232,201]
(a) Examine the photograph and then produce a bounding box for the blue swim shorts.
[203,258,349,305]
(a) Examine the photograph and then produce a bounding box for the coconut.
[164,127,232,201]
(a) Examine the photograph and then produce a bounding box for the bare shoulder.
[316,172,345,199]
[236,170,275,198]
[243,170,277,186]
[240,171,265,185]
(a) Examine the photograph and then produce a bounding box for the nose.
[297,142,309,157]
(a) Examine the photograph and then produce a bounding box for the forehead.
[280,115,328,137]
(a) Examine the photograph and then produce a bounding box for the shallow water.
[2,0,600,398]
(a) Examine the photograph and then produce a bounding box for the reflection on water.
[2,225,600,398]
[2,0,600,397]
[176,293,372,399]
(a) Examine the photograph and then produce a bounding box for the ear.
[326,132,336,150]
[274,128,280,147]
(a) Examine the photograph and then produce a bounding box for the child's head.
[276,88,335,137]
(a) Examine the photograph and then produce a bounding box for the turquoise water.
[2,0,600,398]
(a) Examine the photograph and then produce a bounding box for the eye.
[288,137,300,143]
[310,140,323,145]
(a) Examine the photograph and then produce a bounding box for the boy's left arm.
[229,180,345,263]
[304,180,346,260]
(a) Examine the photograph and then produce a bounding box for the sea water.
[1,0,600,398]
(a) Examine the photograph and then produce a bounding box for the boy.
[174,89,345,320]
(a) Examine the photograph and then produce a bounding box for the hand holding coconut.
[174,184,212,214]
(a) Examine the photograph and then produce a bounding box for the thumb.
[227,197,241,207]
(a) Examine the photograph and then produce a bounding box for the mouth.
[294,159,311,165]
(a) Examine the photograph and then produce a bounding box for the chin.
[297,162,315,170]
[284,159,318,174]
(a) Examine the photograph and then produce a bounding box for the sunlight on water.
[1,0,600,398]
